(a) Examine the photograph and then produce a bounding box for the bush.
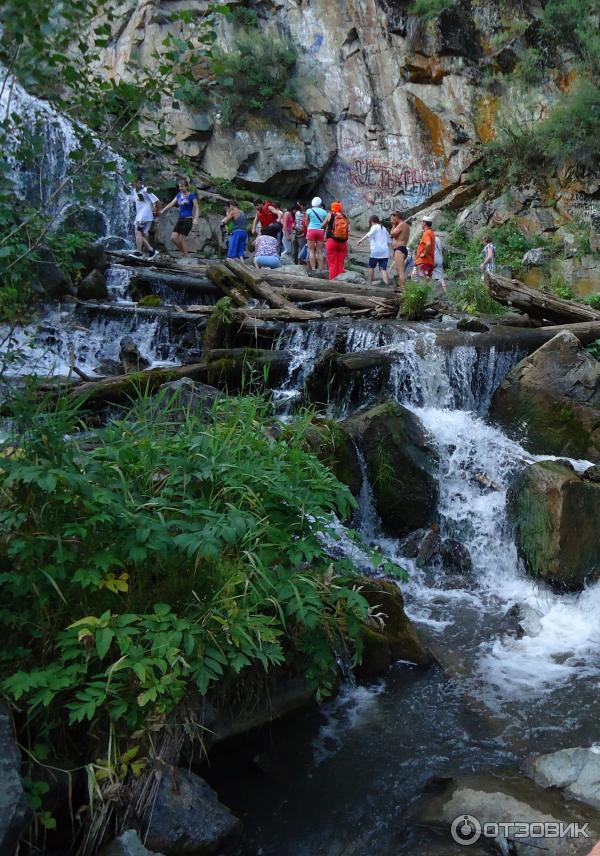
[583,294,600,309]
[448,275,505,315]
[0,391,384,780]
[410,0,456,19]
[401,281,432,319]
[212,30,298,126]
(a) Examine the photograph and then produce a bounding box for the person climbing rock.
[305,196,328,273]
[158,178,200,258]
[253,223,281,269]
[413,216,435,279]
[322,201,350,280]
[480,235,496,277]
[292,201,306,264]
[130,176,159,258]
[357,214,390,285]
[390,211,410,290]
[221,201,248,260]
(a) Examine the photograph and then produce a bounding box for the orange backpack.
[331,213,349,242]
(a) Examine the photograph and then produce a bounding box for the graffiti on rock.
[328,152,441,212]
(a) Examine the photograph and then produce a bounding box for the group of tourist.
[130,176,496,288]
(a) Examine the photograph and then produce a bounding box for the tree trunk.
[223,260,298,310]
[486,273,600,324]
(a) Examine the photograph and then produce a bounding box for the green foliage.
[137,294,162,307]
[583,294,600,310]
[586,338,600,360]
[213,30,298,125]
[446,223,546,279]
[400,282,432,320]
[547,274,572,300]
[539,80,600,172]
[228,5,259,27]
[46,230,95,284]
[448,276,505,315]
[410,0,456,19]
[0,391,381,754]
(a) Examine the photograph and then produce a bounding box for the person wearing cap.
[322,201,350,280]
[305,196,328,273]
[414,216,435,279]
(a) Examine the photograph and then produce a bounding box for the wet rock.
[306,349,394,410]
[457,316,490,332]
[94,358,125,377]
[100,829,163,855]
[100,236,131,252]
[582,464,600,483]
[143,768,241,855]
[500,603,543,639]
[398,528,430,559]
[439,538,472,574]
[119,336,150,373]
[356,577,432,673]
[407,769,600,856]
[490,331,600,462]
[416,529,440,568]
[341,401,439,538]
[524,747,600,811]
[507,460,600,590]
[78,268,108,301]
[0,705,30,853]
[159,378,223,422]
[61,203,107,237]
[81,242,110,275]
[33,246,74,299]
[303,420,362,498]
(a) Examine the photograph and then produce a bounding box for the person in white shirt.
[433,235,446,291]
[131,176,159,257]
[356,215,391,285]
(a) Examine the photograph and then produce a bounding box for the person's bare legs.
[381,267,389,285]
[395,251,406,290]
[307,240,317,270]
[136,227,153,254]
[367,267,374,284]
[171,231,189,257]
[317,241,326,271]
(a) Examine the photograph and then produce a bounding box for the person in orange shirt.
[414,216,435,279]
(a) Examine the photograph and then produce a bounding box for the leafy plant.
[400,282,432,320]
[410,0,456,19]
[448,275,505,315]
[586,338,600,360]
[583,294,600,310]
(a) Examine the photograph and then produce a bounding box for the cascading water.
[106,265,135,303]
[1,68,131,238]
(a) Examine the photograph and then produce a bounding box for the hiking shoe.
[148,250,158,259]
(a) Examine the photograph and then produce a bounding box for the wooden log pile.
[486,273,600,324]
[206,260,399,320]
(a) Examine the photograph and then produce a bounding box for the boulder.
[334,271,365,284]
[356,577,432,675]
[143,768,241,855]
[521,248,551,267]
[416,529,440,568]
[81,242,110,275]
[77,268,108,301]
[341,402,439,538]
[33,246,74,299]
[583,465,600,483]
[100,829,163,856]
[398,528,431,558]
[303,420,362,497]
[457,316,490,332]
[158,378,223,422]
[524,747,600,811]
[490,331,600,461]
[507,461,600,590]
[439,538,472,574]
[407,769,600,856]
[94,358,125,377]
[500,603,543,639]
[0,705,30,853]
[119,337,150,374]
[306,350,394,410]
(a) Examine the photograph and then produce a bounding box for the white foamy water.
[106,265,135,303]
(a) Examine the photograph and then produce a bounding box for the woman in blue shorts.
[221,201,248,259]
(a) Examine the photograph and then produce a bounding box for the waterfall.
[0,68,131,239]
[106,265,135,302]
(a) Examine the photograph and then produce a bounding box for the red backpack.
[257,201,278,227]
[331,213,349,242]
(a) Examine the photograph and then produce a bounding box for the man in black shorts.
[390,211,410,290]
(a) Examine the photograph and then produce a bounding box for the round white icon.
[450,814,482,845]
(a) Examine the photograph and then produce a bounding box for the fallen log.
[278,286,395,311]
[223,260,297,310]
[259,270,394,299]
[129,268,219,296]
[486,273,600,324]
[206,263,250,306]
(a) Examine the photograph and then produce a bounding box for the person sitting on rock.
[253,223,281,269]
[357,215,390,285]
[413,216,435,279]
[221,201,248,260]
[158,178,200,258]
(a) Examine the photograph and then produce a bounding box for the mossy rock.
[356,577,432,675]
[491,331,600,461]
[341,401,439,537]
[303,419,362,497]
[138,294,162,307]
[507,460,600,590]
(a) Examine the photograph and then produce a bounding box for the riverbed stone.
[100,829,163,855]
[341,401,439,538]
[159,378,223,422]
[119,336,150,373]
[524,747,600,811]
[143,768,241,855]
[0,705,30,853]
[490,331,600,462]
[500,603,543,639]
[507,460,600,590]
[398,528,431,558]
[439,538,472,574]
[408,769,600,856]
